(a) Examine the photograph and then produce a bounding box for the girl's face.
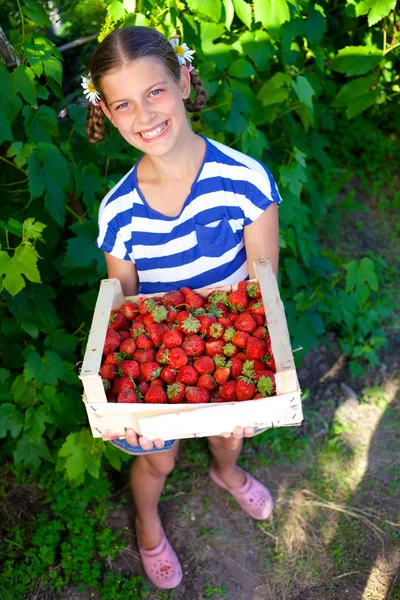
[100,56,192,156]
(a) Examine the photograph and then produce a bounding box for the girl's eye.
[117,102,130,110]
[150,89,162,97]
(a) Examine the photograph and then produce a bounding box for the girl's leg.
[130,441,180,550]
[207,436,246,489]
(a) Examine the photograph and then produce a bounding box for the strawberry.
[253,326,268,340]
[150,378,164,387]
[213,354,227,368]
[184,291,204,310]
[207,290,229,306]
[119,330,130,341]
[135,333,153,349]
[100,364,118,380]
[162,328,184,348]
[176,365,199,385]
[106,391,118,403]
[155,346,170,364]
[119,338,137,355]
[217,317,232,329]
[223,327,236,342]
[198,314,217,336]
[249,300,265,316]
[138,381,150,396]
[181,315,201,335]
[223,343,238,357]
[252,314,265,326]
[119,301,139,320]
[117,389,141,403]
[176,310,191,325]
[197,374,217,391]
[150,304,168,323]
[208,322,224,339]
[112,376,135,395]
[109,312,129,331]
[246,337,267,360]
[182,334,205,357]
[130,322,146,336]
[245,281,262,299]
[167,382,186,404]
[186,386,210,403]
[104,352,127,365]
[235,377,256,401]
[118,360,140,379]
[236,351,247,362]
[231,331,250,349]
[166,307,179,324]
[146,323,168,347]
[193,355,215,374]
[160,366,176,384]
[167,347,188,369]
[219,380,237,401]
[228,288,248,312]
[133,348,156,364]
[234,313,257,333]
[227,357,243,379]
[264,337,276,372]
[103,329,121,354]
[139,297,158,316]
[212,396,228,403]
[162,290,185,308]
[205,339,225,357]
[144,386,167,404]
[180,286,192,296]
[253,393,264,399]
[256,371,276,396]
[214,367,230,385]
[140,361,162,381]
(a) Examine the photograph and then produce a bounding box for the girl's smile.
[137,119,171,142]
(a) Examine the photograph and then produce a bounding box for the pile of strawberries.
[100,281,276,404]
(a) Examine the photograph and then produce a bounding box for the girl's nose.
[136,101,154,125]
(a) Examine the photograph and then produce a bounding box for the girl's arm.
[104,252,139,296]
[243,203,279,278]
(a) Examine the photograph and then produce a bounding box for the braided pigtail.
[185,68,207,113]
[86,103,106,144]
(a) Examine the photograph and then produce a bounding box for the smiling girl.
[84,26,281,590]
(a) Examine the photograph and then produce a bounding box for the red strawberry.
[234,313,257,333]
[144,386,167,404]
[205,339,225,357]
[186,386,210,403]
[223,326,236,342]
[197,374,217,391]
[236,351,247,362]
[150,304,168,324]
[252,314,265,326]
[253,326,268,340]
[198,314,217,336]
[106,391,118,403]
[245,281,262,299]
[112,376,135,395]
[217,317,232,329]
[109,313,129,331]
[182,335,205,357]
[140,361,162,381]
[138,381,149,396]
[100,364,118,380]
[228,289,248,312]
[184,291,204,310]
[249,300,265,316]
[214,367,230,385]
[219,380,237,401]
[223,343,238,357]
[119,301,139,320]
[146,323,168,347]
[117,389,141,403]
[166,307,179,324]
[212,396,228,403]
[135,333,153,349]
[129,322,146,336]
[118,360,140,379]
[133,348,156,364]
[231,331,250,349]
[160,366,176,384]
[181,315,201,335]
[167,347,188,369]
[264,337,276,372]
[227,357,243,379]
[208,322,224,339]
[167,382,186,403]
[104,352,127,365]
[176,365,199,385]
[150,378,164,387]
[103,329,121,354]
[162,328,184,349]
[119,338,137,355]
[193,355,215,374]
[156,346,170,364]
[162,290,185,308]
[255,371,276,396]
[119,330,130,341]
[139,297,158,316]
[235,377,256,401]
[176,310,190,325]
[207,290,229,305]
[246,337,267,360]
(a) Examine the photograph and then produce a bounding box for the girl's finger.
[233,426,244,439]
[139,435,154,450]
[222,432,232,438]
[244,426,255,437]
[154,438,165,449]
[126,428,140,446]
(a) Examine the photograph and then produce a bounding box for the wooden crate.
[79,258,302,440]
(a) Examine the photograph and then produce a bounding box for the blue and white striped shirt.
[97,136,282,294]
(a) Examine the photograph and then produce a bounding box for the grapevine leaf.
[22,0,52,28]
[44,56,63,85]
[254,0,290,34]
[14,436,51,469]
[65,219,107,272]
[187,0,222,21]
[0,251,24,296]
[345,260,358,293]
[359,257,379,291]
[13,244,41,284]
[232,0,252,28]
[23,347,64,385]
[59,430,103,481]
[257,72,291,106]
[68,105,87,138]
[7,141,35,168]
[222,0,234,28]
[332,75,379,118]
[228,58,255,78]
[10,65,37,105]
[291,76,315,110]
[304,5,326,47]
[331,46,382,76]
[107,0,126,20]
[75,164,103,213]
[0,404,24,438]
[23,105,59,144]
[123,0,136,10]
[357,0,397,26]
[23,218,47,242]
[28,150,45,198]
[24,405,51,440]
[0,113,13,142]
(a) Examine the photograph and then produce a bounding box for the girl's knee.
[141,448,177,478]
[208,435,242,451]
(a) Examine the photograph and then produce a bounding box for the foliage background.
[0,0,399,492]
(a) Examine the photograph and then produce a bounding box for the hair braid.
[86,103,106,143]
[185,68,207,112]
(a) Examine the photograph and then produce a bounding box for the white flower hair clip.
[169,38,195,70]
[81,73,101,106]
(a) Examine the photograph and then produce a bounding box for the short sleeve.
[97,199,133,262]
[242,164,282,227]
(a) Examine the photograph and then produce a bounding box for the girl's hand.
[221,426,255,439]
[102,429,165,450]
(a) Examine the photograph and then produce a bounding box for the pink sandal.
[135,521,182,589]
[210,463,274,520]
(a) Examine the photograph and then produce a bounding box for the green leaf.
[23,218,47,242]
[23,347,65,386]
[0,113,13,142]
[22,0,51,28]
[241,122,269,159]
[69,105,87,138]
[24,105,58,144]
[0,404,24,438]
[187,0,222,21]
[304,5,326,47]
[222,0,234,28]
[279,162,307,196]
[236,30,275,71]
[24,406,51,440]
[44,330,79,362]
[107,0,126,20]
[291,76,315,109]
[59,429,103,481]
[232,0,252,29]
[7,141,35,168]
[28,150,45,198]
[359,257,379,291]
[65,219,108,272]
[332,75,379,119]
[228,58,255,78]
[123,0,136,11]
[14,436,51,469]
[44,56,63,85]
[254,0,290,34]
[10,65,37,105]
[257,72,291,106]
[13,244,41,284]
[345,260,358,293]
[0,251,24,296]
[75,164,103,214]
[331,46,382,76]
[356,0,396,26]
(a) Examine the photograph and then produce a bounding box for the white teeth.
[140,121,168,139]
